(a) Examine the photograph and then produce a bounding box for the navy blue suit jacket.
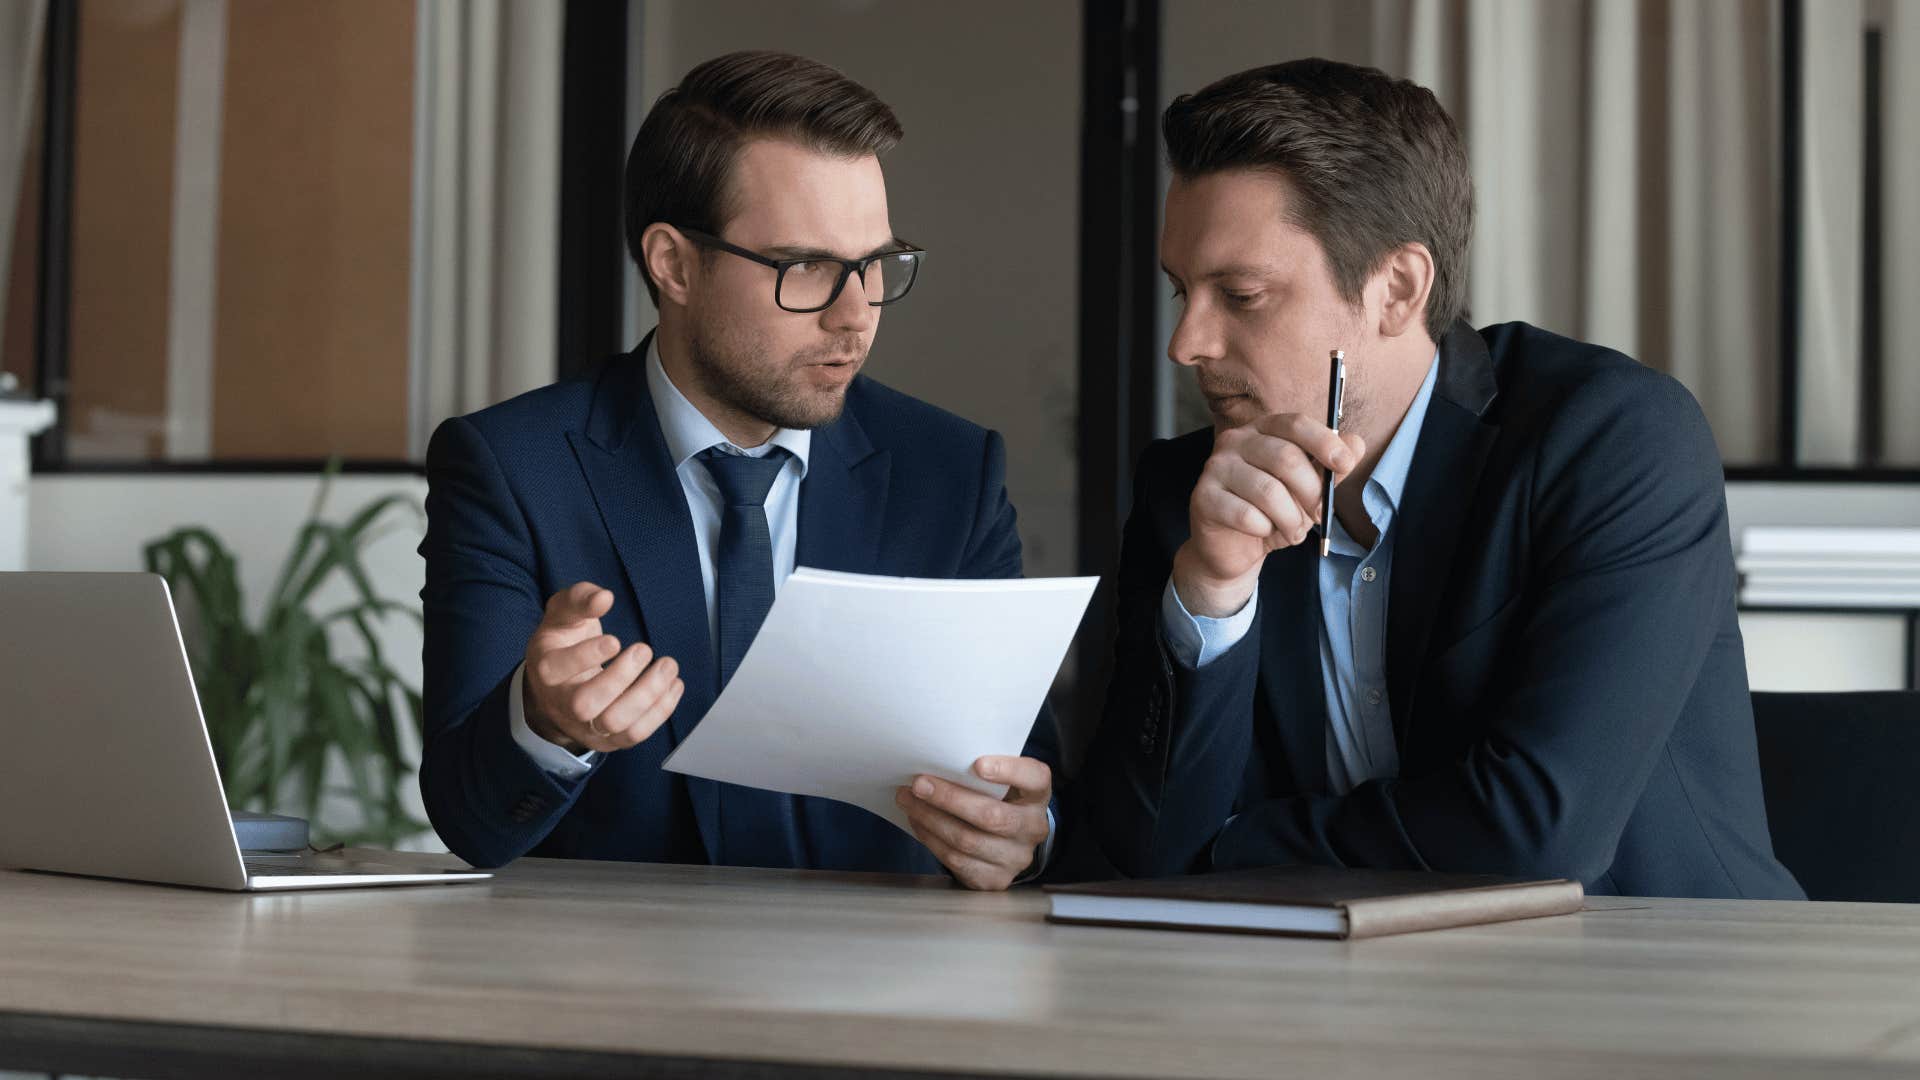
[418,339,1057,871]
[1078,322,1804,900]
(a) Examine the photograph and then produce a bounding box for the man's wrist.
[1170,544,1259,619]
[521,671,587,754]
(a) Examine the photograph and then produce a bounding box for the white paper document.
[660,567,1098,836]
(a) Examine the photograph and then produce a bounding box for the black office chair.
[1751,690,1920,903]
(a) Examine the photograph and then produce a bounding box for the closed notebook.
[1044,866,1584,940]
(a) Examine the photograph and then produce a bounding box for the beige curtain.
[1433,0,1920,468]
[1412,0,1783,466]
[0,0,47,374]
[1803,0,1920,468]
[1798,0,1862,465]
[408,0,563,458]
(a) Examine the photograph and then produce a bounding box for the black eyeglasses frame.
[677,227,925,313]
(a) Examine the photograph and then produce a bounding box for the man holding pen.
[1075,58,1803,900]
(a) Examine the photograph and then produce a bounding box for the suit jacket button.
[1138,734,1154,755]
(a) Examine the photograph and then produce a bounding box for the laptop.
[0,571,490,891]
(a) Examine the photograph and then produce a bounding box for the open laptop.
[0,572,490,891]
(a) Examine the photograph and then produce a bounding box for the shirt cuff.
[1012,804,1057,885]
[508,661,599,780]
[1160,578,1259,669]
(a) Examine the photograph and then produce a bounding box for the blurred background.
[0,0,1915,847]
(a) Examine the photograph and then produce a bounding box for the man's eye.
[787,260,831,277]
[1224,290,1261,307]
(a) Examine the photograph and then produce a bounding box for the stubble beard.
[686,316,862,432]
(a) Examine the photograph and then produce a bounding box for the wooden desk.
[2,852,1917,1079]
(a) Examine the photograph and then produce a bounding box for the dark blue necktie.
[698,445,809,869]
[699,445,791,687]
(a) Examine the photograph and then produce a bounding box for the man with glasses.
[418,51,1058,889]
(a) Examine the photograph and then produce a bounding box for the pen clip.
[1328,350,1347,433]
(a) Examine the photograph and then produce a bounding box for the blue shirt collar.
[1365,350,1440,519]
[1328,350,1440,554]
[645,334,812,477]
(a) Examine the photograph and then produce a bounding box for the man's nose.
[821,268,880,333]
[1167,305,1217,367]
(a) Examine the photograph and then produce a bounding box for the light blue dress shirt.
[1162,353,1440,795]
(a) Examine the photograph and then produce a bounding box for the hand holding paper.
[895,753,1054,890]
[661,568,1097,853]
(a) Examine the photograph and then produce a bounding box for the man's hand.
[1172,413,1365,617]
[896,755,1052,891]
[522,581,684,754]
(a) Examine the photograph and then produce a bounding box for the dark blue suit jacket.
[418,339,1057,871]
[1077,322,1804,900]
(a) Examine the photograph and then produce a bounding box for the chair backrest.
[1751,691,1920,903]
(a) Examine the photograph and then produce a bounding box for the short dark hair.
[624,50,904,304]
[1162,58,1473,342]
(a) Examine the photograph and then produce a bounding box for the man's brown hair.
[624,50,904,304]
[1162,58,1473,342]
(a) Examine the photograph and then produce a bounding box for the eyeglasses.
[679,228,924,313]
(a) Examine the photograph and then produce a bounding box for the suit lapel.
[795,389,890,574]
[566,336,722,859]
[1385,321,1501,747]
[1257,542,1330,794]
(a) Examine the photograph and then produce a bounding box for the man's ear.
[1374,241,1436,340]
[641,223,699,307]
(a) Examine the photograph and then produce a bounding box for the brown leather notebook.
[1044,866,1585,939]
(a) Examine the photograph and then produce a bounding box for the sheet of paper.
[661,567,1098,837]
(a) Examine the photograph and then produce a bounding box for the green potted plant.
[143,460,429,847]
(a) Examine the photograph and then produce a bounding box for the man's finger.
[595,655,681,739]
[628,676,685,746]
[563,642,652,725]
[1237,436,1326,521]
[896,788,1029,872]
[1194,481,1278,541]
[1216,457,1312,545]
[595,676,683,750]
[900,810,1004,890]
[1219,453,1317,534]
[546,582,613,626]
[533,633,620,689]
[973,756,1052,805]
[529,613,604,656]
[1254,413,1356,474]
[908,775,1032,839]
